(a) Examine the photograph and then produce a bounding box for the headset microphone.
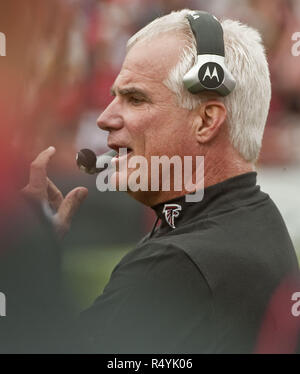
[76,149,117,175]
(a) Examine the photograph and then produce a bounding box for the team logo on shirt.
[162,204,182,229]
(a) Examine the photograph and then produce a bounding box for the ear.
[194,101,227,144]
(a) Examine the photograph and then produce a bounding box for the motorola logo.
[198,62,224,89]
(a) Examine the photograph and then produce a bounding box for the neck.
[202,145,254,189]
[129,144,255,207]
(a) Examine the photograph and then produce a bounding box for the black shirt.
[75,172,299,353]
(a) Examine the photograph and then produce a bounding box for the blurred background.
[0,0,299,314]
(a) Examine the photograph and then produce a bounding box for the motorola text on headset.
[76,10,236,174]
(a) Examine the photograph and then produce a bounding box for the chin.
[126,189,157,207]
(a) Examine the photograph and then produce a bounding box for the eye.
[128,96,144,105]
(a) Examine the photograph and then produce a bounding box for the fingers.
[26,147,88,237]
[55,187,88,236]
[29,146,56,191]
[47,178,63,211]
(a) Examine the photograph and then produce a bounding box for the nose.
[97,99,123,132]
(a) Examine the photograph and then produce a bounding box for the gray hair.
[127,9,271,162]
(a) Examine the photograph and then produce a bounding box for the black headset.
[183,11,236,96]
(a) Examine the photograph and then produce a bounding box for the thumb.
[55,187,88,236]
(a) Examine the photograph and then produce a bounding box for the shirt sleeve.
[71,242,213,353]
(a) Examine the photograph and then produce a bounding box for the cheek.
[125,105,190,155]
[145,120,189,157]
[124,112,158,156]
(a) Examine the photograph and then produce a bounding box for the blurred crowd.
[1,0,300,174]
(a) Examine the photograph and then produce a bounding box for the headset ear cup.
[183,11,236,97]
[183,54,235,96]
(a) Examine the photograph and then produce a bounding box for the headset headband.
[186,12,225,57]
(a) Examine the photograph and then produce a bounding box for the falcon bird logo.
[162,204,182,229]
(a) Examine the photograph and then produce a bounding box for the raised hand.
[22,146,88,236]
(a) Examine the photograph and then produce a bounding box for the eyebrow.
[110,85,152,102]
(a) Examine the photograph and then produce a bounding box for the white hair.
[127,9,271,162]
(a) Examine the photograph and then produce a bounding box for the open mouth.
[112,147,133,159]
[123,147,133,154]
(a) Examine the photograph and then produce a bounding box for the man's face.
[97,34,196,204]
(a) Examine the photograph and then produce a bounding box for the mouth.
[108,144,133,159]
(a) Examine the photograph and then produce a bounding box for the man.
[23,9,299,353]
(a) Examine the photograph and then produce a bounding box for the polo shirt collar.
[151,172,258,231]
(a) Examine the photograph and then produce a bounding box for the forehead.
[115,33,186,90]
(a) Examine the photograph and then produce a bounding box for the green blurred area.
[62,246,131,313]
